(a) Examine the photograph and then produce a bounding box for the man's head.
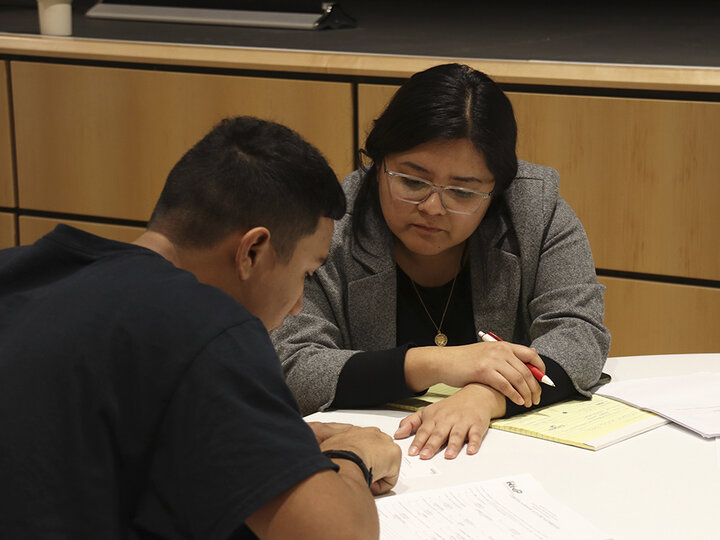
[148,116,345,260]
[144,116,346,329]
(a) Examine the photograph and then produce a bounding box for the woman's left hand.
[393,384,506,459]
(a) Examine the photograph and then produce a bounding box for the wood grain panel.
[18,216,144,246]
[2,34,719,92]
[0,61,14,208]
[511,92,720,281]
[357,83,398,149]
[359,85,720,280]
[12,62,354,221]
[600,276,720,357]
[0,212,16,248]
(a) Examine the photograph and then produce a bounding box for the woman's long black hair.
[353,63,518,245]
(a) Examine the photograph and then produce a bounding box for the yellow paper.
[386,383,460,411]
[490,394,667,450]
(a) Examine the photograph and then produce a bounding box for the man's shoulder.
[116,255,255,331]
[42,225,256,331]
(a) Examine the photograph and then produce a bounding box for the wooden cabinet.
[0,61,14,211]
[18,216,144,246]
[510,93,720,356]
[600,276,720,356]
[12,62,354,221]
[0,62,15,249]
[511,92,720,281]
[3,53,718,357]
[0,212,15,249]
[358,85,720,281]
[357,83,720,356]
[357,83,397,149]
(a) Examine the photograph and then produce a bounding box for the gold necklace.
[409,275,458,347]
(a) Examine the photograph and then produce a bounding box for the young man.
[0,117,401,539]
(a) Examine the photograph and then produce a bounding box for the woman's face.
[378,138,495,257]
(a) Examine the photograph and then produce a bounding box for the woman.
[271,63,610,460]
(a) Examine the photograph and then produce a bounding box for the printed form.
[376,474,611,540]
[596,372,720,438]
[489,394,666,450]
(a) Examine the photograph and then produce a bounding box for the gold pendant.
[434,333,448,347]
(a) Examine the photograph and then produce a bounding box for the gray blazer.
[271,161,611,415]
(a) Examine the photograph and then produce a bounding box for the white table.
[306,353,720,540]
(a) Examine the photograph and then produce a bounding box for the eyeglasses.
[384,166,493,215]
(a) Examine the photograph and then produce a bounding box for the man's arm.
[246,425,401,539]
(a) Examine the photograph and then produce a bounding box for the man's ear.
[234,227,272,280]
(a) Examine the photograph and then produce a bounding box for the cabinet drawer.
[13,62,354,221]
[19,216,144,245]
[358,83,720,281]
[0,61,14,208]
[601,276,720,357]
[512,93,720,281]
[0,212,15,248]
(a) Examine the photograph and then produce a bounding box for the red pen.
[478,330,556,387]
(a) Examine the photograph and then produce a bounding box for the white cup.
[37,0,73,36]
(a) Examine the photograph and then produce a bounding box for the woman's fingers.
[488,367,527,406]
[394,412,421,440]
[402,388,495,460]
[444,424,469,459]
[466,420,490,455]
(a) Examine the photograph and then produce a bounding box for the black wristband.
[322,449,373,487]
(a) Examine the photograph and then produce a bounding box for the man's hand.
[307,421,354,444]
[247,423,398,538]
[319,425,402,495]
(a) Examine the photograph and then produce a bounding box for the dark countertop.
[1,0,719,68]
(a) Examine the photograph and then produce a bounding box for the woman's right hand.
[405,340,544,407]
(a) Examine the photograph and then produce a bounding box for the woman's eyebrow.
[450,175,487,185]
[397,161,490,185]
[397,161,430,176]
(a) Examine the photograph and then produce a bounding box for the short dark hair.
[148,116,346,260]
[355,63,518,239]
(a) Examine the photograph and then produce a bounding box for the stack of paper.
[489,395,667,450]
[595,372,720,438]
[376,473,611,540]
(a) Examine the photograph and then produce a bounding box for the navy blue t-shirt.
[0,225,335,539]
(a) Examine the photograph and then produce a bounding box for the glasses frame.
[383,165,493,215]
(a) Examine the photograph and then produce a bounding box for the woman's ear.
[235,227,272,280]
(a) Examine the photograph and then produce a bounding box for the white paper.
[376,474,610,540]
[305,410,441,483]
[399,454,440,479]
[596,372,720,438]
